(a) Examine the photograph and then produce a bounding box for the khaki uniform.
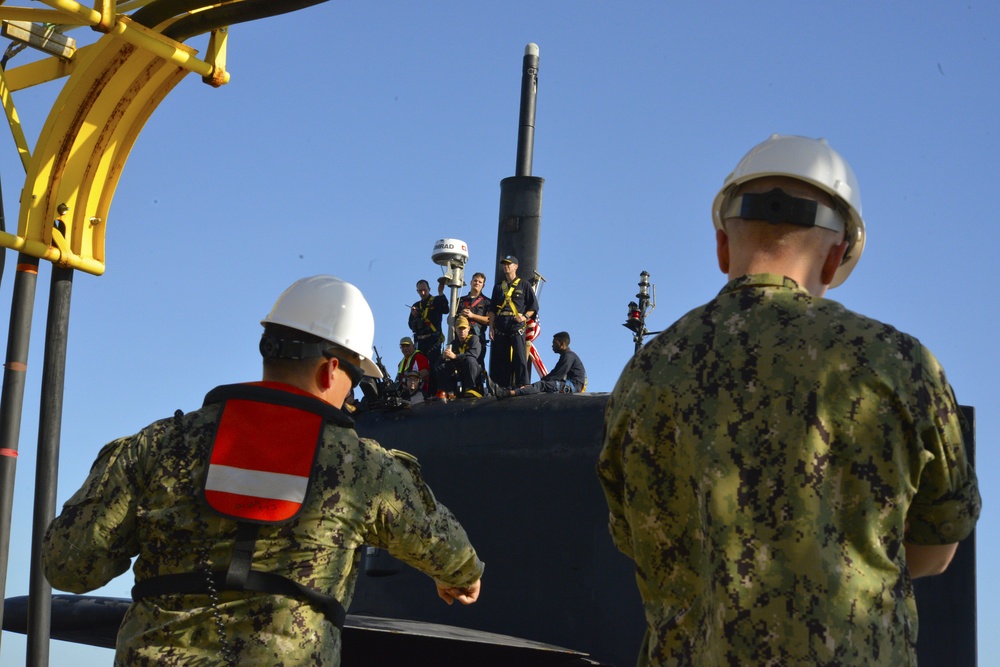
[43,384,483,666]
[598,274,980,666]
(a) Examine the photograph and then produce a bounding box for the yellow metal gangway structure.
[0,1,326,663]
[0,0,238,275]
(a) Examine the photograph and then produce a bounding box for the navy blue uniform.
[489,278,538,387]
[513,349,587,396]
[458,291,491,367]
[408,295,449,367]
[434,335,483,395]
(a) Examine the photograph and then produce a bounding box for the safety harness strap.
[463,295,484,311]
[498,278,521,317]
[224,522,258,590]
[419,300,438,333]
[132,570,347,630]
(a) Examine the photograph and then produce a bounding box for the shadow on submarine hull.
[351,392,644,667]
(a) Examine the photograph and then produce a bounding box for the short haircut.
[472,272,487,282]
[416,280,430,289]
[553,331,570,345]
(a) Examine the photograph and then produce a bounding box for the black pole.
[26,265,73,666]
[0,255,40,652]
[514,43,539,178]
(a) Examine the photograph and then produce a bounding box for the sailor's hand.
[436,579,481,605]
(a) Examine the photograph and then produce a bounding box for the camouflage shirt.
[598,274,980,666]
[43,382,484,666]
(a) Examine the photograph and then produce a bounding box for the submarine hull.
[352,393,643,667]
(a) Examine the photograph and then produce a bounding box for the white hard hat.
[711,134,866,288]
[262,275,382,378]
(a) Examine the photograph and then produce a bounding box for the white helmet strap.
[723,188,846,235]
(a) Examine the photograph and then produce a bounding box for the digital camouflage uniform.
[43,382,484,666]
[598,274,980,667]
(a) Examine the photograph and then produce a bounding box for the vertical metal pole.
[26,265,73,666]
[0,255,40,652]
[514,43,539,178]
[444,265,465,347]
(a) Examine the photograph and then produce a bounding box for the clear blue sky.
[1,1,997,664]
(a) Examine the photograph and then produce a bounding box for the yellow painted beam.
[202,25,226,87]
[0,8,89,25]
[1,44,88,90]
[113,15,227,83]
[35,0,228,83]
[0,66,31,170]
[93,0,114,33]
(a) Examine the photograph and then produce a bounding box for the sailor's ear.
[716,228,730,274]
[820,240,849,285]
[319,356,337,390]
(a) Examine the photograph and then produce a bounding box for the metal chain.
[173,409,238,667]
[201,560,236,667]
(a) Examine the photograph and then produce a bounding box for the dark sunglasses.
[323,351,365,388]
